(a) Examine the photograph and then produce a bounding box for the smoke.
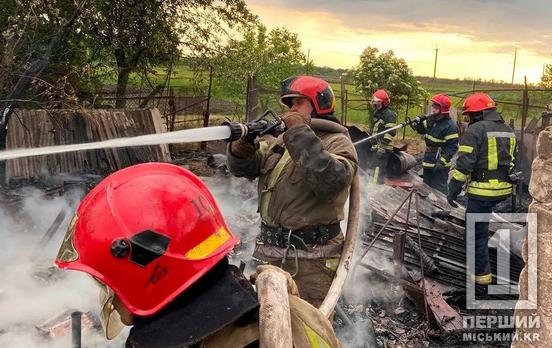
[336,172,406,348]
[202,174,260,262]
[0,187,127,348]
[345,170,405,301]
[202,169,410,347]
[0,173,259,347]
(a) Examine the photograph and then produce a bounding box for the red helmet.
[372,89,390,107]
[280,75,336,115]
[431,93,451,114]
[55,163,238,316]
[462,93,496,114]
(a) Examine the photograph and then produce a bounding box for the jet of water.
[0,126,232,161]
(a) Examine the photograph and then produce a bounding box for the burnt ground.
[334,267,517,348]
[180,151,528,348]
[0,145,530,348]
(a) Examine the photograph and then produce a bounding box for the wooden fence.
[5,108,170,183]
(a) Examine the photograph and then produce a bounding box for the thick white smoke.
[0,187,127,348]
[0,158,408,347]
[202,174,260,262]
[336,172,407,348]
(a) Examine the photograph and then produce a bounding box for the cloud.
[262,0,550,54]
[247,0,550,82]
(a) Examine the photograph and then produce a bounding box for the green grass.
[122,65,552,128]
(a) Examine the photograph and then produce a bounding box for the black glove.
[410,115,425,126]
[410,115,427,133]
[375,147,387,158]
[447,179,463,207]
[434,157,447,170]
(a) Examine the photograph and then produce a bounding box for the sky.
[247,0,551,83]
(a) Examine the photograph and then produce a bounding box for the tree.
[541,64,552,88]
[0,0,256,110]
[352,47,427,110]
[79,0,256,107]
[213,24,306,104]
[0,0,89,105]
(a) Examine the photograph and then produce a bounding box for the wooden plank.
[5,108,170,182]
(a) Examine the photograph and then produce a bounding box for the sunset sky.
[247,0,551,84]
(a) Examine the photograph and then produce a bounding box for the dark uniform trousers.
[423,168,449,195]
[466,198,502,277]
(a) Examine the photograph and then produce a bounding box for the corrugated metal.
[363,171,524,291]
[5,108,170,182]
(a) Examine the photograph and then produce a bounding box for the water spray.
[353,114,429,146]
[0,110,283,161]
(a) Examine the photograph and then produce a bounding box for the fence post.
[520,76,529,165]
[246,75,260,122]
[344,89,349,126]
[169,87,176,132]
[201,65,213,151]
[340,76,346,124]
[204,65,213,129]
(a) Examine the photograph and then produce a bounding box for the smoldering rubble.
[0,187,128,348]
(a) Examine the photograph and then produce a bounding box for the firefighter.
[447,93,516,286]
[411,93,459,194]
[368,89,397,184]
[54,163,340,347]
[227,75,358,307]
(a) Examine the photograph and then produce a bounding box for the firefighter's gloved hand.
[410,115,424,126]
[447,179,463,208]
[282,111,310,129]
[434,158,448,170]
[409,115,425,133]
[250,265,299,296]
[230,138,256,159]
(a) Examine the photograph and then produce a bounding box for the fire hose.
[319,172,360,318]
[353,114,429,147]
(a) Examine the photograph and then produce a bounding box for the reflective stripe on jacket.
[371,107,397,152]
[450,110,516,201]
[413,114,459,168]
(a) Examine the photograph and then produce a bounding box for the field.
[127,65,552,133]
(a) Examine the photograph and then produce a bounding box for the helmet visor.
[316,86,335,111]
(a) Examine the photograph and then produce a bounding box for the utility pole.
[511,48,517,85]
[433,46,439,79]
[306,49,311,75]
